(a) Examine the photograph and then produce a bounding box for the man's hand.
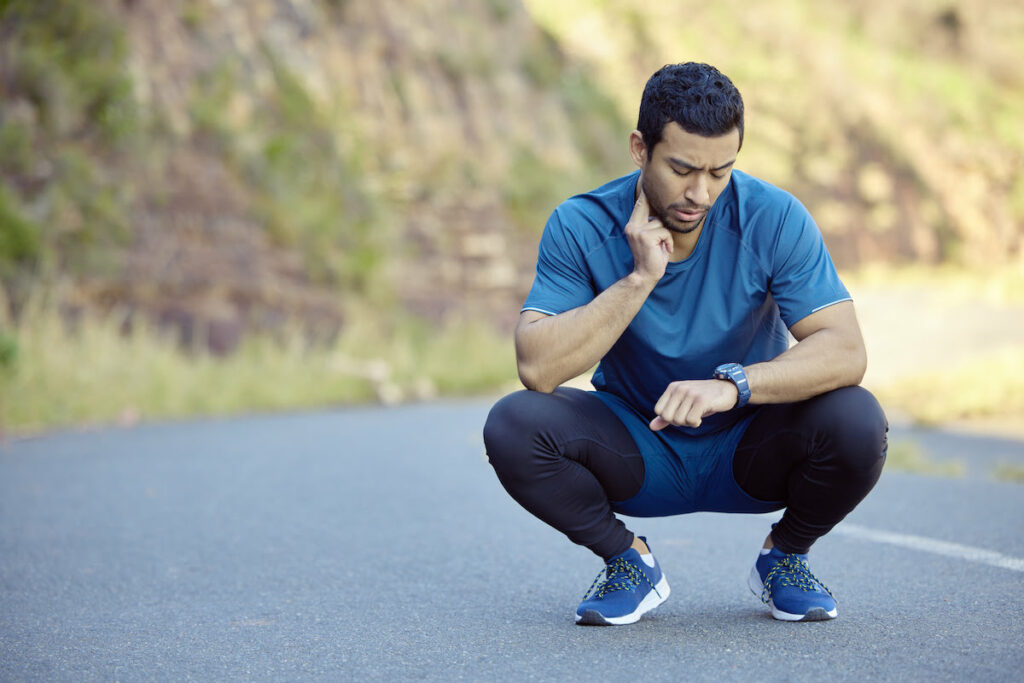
[625,191,672,285]
[649,379,739,430]
[513,192,672,393]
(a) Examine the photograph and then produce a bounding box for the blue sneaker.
[748,546,837,621]
[575,538,670,626]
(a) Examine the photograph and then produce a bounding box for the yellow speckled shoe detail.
[575,538,670,626]
[748,547,837,621]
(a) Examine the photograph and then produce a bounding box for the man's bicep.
[518,309,550,328]
[788,300,862,343]
[523,211,596,316]
[515,309,551,346]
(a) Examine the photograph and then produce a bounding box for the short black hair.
[637,63,744,157]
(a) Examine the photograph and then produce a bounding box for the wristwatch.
[713,363,751,408]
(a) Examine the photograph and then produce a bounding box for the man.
[483,62,887,625]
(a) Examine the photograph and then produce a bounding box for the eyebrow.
[669,157,736,173]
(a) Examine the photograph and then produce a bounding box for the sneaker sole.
[575,574,671,626]
[747,566,838,622]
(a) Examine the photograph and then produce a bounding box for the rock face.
[2,0,1021,351]
[3,0,617,346]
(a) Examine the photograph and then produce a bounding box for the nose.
[684,174,710,206]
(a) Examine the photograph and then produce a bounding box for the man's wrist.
[624,269,659,292]
[713,363,751,408]
[712,379,740,409]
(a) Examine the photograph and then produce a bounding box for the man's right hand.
[624,191,673,286]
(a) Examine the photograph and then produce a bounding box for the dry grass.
[3,264,1023,435]
[0,295,517,435]
[873,347,1024,426]
[993,463,1024,484]
[846,264,1024,428]
[885,440,965,478]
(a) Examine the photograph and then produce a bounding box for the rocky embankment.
[1,0,1021,353]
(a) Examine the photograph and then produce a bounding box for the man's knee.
[484,390,532,448]
[820,385,887,432]
[813,385,889,476]
[483,390,548,478]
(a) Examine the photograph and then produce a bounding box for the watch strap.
[713,363,751,408]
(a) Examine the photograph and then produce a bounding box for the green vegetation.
[501,144,582,233]
[524,0,1024,265]
[845,264,1024,427]
[504,21,628,233]
[0,184,40,269]
[846,262,1024,306]
[0,0,137,144]
[885,440,965,478]
[993,463,1024,485]
[0,296,516,434]
[0,0,136,298]
[2,0,1022,434]
[875,347,1024,426]
[187,52,384,291]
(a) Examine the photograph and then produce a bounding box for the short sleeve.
[521,209,597,316]
[769,199,851,327]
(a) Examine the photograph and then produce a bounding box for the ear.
[629,130,648,169]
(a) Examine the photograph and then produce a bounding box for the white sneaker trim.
[748,564,838,621]
[574,574,671,625]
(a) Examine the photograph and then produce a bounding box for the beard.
[642,178,710,235]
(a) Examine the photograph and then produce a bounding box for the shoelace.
[581,556,660,601]
[759,554,834,605]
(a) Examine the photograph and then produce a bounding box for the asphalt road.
[2,400,1023,681]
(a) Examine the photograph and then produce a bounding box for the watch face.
[715,363,737,377]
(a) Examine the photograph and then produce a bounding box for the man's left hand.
[650,379,739,430]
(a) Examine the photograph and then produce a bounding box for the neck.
[669,218,704,261]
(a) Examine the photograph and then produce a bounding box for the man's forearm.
[516,272,655,392]
[745,324,866,405]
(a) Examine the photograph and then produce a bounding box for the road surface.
[2,400,1022,681]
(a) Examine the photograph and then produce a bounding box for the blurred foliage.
[876,347,1024,426]
[525,0,1024,265]
[885,440,965,478]
[0,0,136,144]
[504,26,628,231]
[1,0,1023,431]
[846,262,1024,306]
[0,184,40,268]
[0,289,515,433]
[0,0,136,308]
[188,50,384,290]
[0,329,17,370]
[993,463,1024,485]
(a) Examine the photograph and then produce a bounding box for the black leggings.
[483,386,887,560]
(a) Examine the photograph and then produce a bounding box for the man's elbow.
[517,362,557,394]
[847,341,868,386]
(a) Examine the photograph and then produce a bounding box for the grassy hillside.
[1,0,1022,431]
[526,0,1024,265]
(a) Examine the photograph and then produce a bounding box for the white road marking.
[833,523,1024,572]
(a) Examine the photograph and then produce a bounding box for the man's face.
[631,123,740,234]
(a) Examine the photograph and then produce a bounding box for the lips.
[673,208,705,222]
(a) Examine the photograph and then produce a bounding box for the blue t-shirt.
[522,169,851,436]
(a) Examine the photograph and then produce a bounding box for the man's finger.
[631,191,650,222]
[685,402,704,428]
[649,415,670,431]
[653,385,679,420]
